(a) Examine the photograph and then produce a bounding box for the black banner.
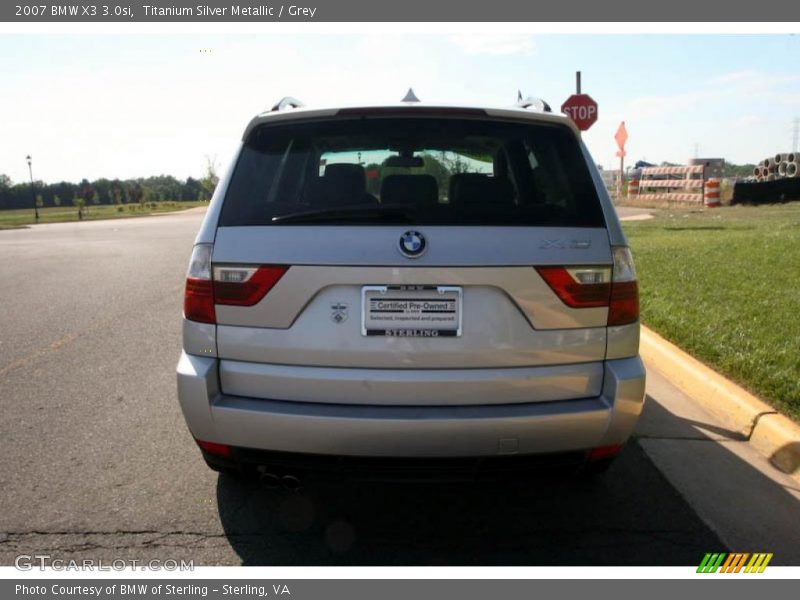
[2,0,796,22]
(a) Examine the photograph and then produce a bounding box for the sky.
[1,33,799,184]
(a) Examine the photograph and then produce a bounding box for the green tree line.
[0,168,218,211]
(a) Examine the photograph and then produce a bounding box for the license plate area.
[362,285,462,337]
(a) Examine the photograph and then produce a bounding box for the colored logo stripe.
[697,553,773,573]
[745,553,773,573]
[697,553,726,573]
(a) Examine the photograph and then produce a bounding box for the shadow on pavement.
[216,440,724,566]
[636,396,800,563]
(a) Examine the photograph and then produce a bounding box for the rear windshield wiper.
[270,205,417,224]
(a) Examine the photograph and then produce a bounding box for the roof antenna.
[517,90,523,102]
[401,88,420,103]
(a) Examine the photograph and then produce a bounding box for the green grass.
[0,201,207,229]
[622,203,800,420]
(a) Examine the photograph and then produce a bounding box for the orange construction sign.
[615,121,628,157]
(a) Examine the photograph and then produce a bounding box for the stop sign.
[560,94,598,131]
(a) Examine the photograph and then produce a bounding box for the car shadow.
[215,426,728,565]
[215,391,800,565]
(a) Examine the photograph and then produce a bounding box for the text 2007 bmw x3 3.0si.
[176,93,646,481]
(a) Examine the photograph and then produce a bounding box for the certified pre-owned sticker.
[362,285,462,336]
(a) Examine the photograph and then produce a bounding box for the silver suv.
[176,94,646,480]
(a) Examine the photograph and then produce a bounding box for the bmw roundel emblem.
[398,230,427,258]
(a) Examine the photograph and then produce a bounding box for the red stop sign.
[560,94,598,131]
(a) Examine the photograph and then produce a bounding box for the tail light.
[213,265,289,306]
[183,244,289,324]
[534,266,611,308]
[184,244,215,324]
[608,246,639,326]
[535,246,639,326]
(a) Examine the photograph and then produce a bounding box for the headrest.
[449,173,514,206]
[324,163,366,192]
[305,163,374,207]
[380,174,439,206]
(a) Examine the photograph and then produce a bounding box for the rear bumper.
[176,352,646,459]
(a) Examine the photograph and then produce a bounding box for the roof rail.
[270,96,305,112]
[515,91,552,113]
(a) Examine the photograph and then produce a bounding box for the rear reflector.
[196,439,232,458]
[213,265,289,306]
[587,444,624,462]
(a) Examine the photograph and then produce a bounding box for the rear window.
[220,117,605,227]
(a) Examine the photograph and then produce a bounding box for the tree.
[72,194,85,220]
[182,177,203,201]
[129,183,144,207]
[53,195,61,207]
[439,151,471,176]
[201,156,219,200]
[418,154,452,199]
[92,178,112,205]
[79,179,96,207]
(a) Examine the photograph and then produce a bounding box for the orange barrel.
[627,178,639,198]
[704,178,721,207]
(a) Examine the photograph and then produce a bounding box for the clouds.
[2,34,798,183]
[589,65,800,167]
[732,114,766,129]
[625,68,800,120]
[447,34,536,56]
[710,68,800,91]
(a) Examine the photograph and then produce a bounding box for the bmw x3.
[176,94,646,480]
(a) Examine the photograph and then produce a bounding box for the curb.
[639,326,800,481]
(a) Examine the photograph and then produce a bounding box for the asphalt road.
[0,209,797,566]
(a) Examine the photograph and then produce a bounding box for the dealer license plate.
[361,285,462,337]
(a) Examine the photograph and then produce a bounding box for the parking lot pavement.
[637,368,800,563]
[0,211,796,566]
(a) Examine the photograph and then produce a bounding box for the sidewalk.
[635,366,800,563]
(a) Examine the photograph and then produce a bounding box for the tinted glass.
[219,117,605,227]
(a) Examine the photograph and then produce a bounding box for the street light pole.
[26,155,39,222]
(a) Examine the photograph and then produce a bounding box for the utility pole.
[26,155,39,223]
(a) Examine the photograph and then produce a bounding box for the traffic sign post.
[615,122,629,200]
[561,94,598,131]
[561,72,598,132]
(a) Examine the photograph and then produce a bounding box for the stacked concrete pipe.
[754,152,799,181]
